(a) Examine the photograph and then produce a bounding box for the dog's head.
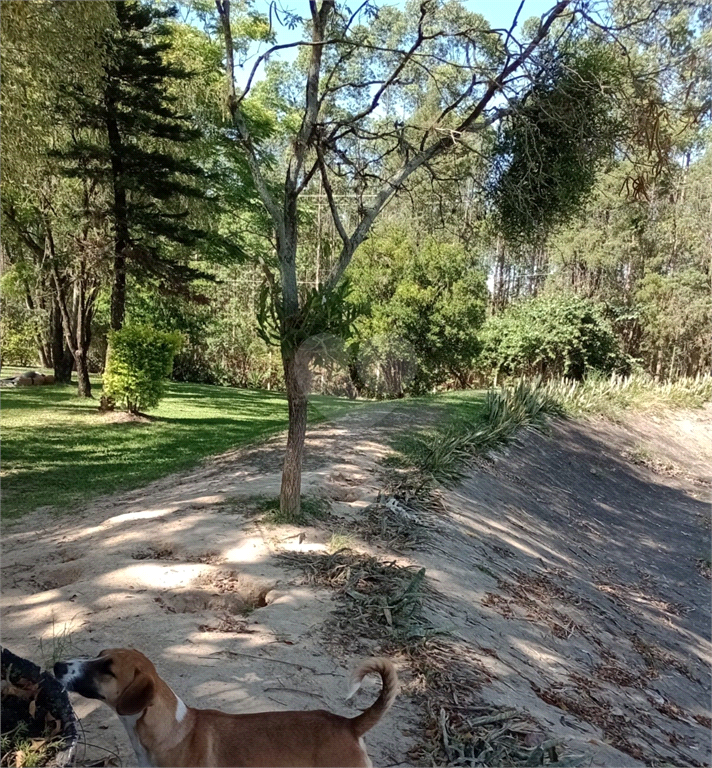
[54,648,156,716]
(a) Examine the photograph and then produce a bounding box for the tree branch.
[215,0,286,244]
[322,0,572,291]
[315,144,350,255]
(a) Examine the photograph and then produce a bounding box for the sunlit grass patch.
[0,377,366,519]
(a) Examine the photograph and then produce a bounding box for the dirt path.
[2,403,710,766]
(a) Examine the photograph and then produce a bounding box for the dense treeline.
[2,0,710,394]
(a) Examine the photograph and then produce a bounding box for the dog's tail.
[346,658,399,737]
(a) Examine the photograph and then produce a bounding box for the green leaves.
[256,279,359,355]
[479,294,626,381]
[103,325,183,413]
[490,42,622,245]
[348,230,488,393]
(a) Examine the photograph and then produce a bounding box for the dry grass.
[279,547,582,766]
[404,638,583,767]
[348,470,446,551]
[483,569,584,641]
[623,445,711,487]
[542,372,712,417]
[278,549,430,645]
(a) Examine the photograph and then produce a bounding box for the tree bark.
[110,253,127,331]
[279,348,311,517]
[75,349,92,397]
[23,285,52,367]
[50,256,93,399]
[50,291,74,382]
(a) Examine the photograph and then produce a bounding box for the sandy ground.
[2,403,710,767]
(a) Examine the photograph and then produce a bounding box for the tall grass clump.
[392,374,711,483]
[542,372,712,417]
[403,379,561,481]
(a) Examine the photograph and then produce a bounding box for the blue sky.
[466,0,557,31]
[234,0,558,89]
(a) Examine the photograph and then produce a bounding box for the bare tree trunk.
[22,285,51,367]
[75,349,91,397]
[50,255,93,398]
[494,236,506,311]
[49,291,74,383]
[110,254,127,332]
[279,349,310,517]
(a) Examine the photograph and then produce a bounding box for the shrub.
[103,325,182,413]
[479,294,626,381]
[396,379,561,482]
[0,299,41,368]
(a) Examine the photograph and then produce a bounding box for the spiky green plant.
[406,379,561,481]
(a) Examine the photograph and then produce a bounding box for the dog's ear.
[116,670,155,716]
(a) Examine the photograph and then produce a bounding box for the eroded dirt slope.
[413,411,711,766]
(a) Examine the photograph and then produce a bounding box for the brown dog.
[54,648,398,767]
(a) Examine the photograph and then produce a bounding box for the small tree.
[103,325,182,413]
[212,0,670,516]
[214,0,583,516]
[348,231,488,393]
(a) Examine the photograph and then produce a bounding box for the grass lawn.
[417,389,488,423]
[0,368,370,520]
[392,388,488,438]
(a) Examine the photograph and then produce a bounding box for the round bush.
[103,325,182,413]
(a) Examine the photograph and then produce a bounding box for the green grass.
[385,389,488,475]
[402,389,488,423]
[0,370,368,519]
[260,494,331,526]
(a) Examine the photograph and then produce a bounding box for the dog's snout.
[54,661,69,678]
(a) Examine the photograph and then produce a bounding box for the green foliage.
[0,307,39,368]
[103,325,182,412]
[546,149,712,378]
[256,278,359,355]
[0,270,41,367]
[479,294,626,381]
[349,229,488,394]
[0,0,113,192]
[53,0,235,303]
[396,380,560,482]
[491,43,621,244]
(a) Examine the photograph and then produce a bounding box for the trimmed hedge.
[103,325,182,413]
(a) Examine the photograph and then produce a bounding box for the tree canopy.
[1,0,709,510]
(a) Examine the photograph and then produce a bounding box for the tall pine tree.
[58,0,210,332]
